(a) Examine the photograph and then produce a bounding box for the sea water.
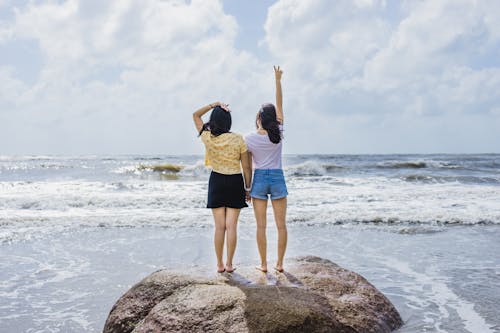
[0,154,499,332]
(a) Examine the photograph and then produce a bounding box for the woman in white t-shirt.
[245,66,288,273]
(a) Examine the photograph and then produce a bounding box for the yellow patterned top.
[200,131,248,175]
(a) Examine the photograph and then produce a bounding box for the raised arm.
[192,101,227,133]
[274,65,284,124]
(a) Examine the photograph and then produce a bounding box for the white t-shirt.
[244,127,283,169]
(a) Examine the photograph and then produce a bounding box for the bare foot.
[225,264,236,273]
[274,265,284,273]
[217,265,225,273]
[255,265,268,273]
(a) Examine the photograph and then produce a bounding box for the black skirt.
[207,171,248,209]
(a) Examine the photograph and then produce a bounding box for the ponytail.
[259,104,282,144]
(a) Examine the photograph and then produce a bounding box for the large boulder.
[104,256,403,333]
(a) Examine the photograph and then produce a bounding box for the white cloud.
[0,0,499,154]
[364,1,498,84]
[260,0,500,152]
[264,0,393,122]
[0,0,272,154]
[265,0,500,113]
[361,0,500,117]
[266,0,390,81]
[0,20,13,42]
[0,66,25,105]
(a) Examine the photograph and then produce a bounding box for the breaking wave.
[377,161,428,169]
[285,161,343,176]
[403,174,500,184]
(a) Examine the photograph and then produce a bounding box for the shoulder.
[200,130,212,144]
[228,132,244,141]
[228,132,247,150]
[244,132,258,141]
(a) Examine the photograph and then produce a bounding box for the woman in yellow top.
[193,102,252,273]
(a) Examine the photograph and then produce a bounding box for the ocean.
[0,154,499,332]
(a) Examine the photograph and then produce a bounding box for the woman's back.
[245,130,282,169]
[201,131,247,174]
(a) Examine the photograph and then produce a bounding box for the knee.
[276,223,287,231]
[215,225,226,232]
[225,224,236,232]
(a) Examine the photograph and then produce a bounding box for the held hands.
[274,65,283,81]
[245,191,251,203]
[210,101,231,112]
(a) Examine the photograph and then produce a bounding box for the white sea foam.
[1,155,499,243]
[178,160,210,178]
[380,257,496,333]
[110,165,141,175]
[284,160,344,176]
[1,174,499,244]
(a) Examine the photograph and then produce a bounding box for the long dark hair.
[199,106,232,136]
[257,103,282,144]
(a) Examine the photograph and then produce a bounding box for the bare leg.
[224,208,241,271]
[211,207,226,272]
[252,198,268,272]
[271,197,287,271]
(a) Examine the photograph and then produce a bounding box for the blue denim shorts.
[250,169,288,200]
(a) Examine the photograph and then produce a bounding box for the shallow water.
[1,154,499,332]
[0,225,498,332]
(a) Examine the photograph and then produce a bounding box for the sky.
[0,0,499,155]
